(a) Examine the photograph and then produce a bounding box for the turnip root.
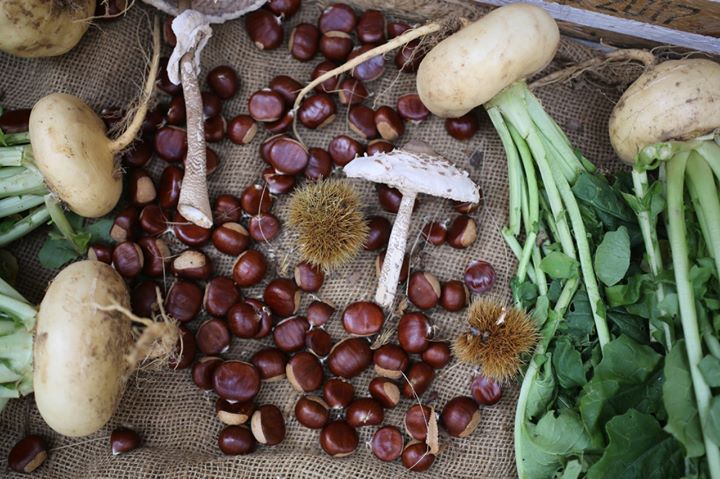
[33,260,178,437]
[28,20,161,218]
[609,59,720,165]
[0,0,95,58]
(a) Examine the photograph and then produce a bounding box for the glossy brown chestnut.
[245,10,283,50]
[311,60,342,94]
[173,211,211,247]
[305,147,333,181]
[387,21,410,38]
[319,31,353,61]
[123,140,152,167]
[154,126,187,162]
[319,3,356,33]
[289,23,320,61]
[341,301,384,336]
[295,396,330,429]
[422,341,452,369]
[218,426,255,455]
[464,260,496,294]
[292,261,324,292]
[127,169,156,207]
[440,280,469,312]
[156,58,182,95]
[251,347,287,381]
[192,356,223,391]
[404,404,432,441]
[307,301,335,327]
[248,299,273,339]
[375,252,409,284]
[376,184,402,213]
[346,398,384,428]
[213,360,261,402]
[268,0,301,17]
[357,10,385,43]
[374,106,404,141]
[249,213,282,242]
[227,115,257,145]
[348,104,378,139]
[263,168,296,195]
[373,344,409,379]
[216,399,254,426]
[165,280,203,323]
[213,223,251,256]
[421,222,446,246]
[88,243,112,264]
[396,93,430,123]
[337,78,368,105]
[470,374,503,405]
[270,75,302,104]
[320,420,358,457]
[227,302,262,339]
[446,215,478,249]
[131,280,160,318]
[0,108,30,133]
[207,65,239,99]
[286,351,324,392]
[401,362,434,398]
[138,237,171,277]
[172,249,212,280]
[139,204,167,236]
[298,93,336,129]
[272,316,309,352]
[110,428,140,456]
[111,206,139,242]
[251,405,286,446]
[322,378,354,409]
[402,442,435,472]
[398,312,433,353]
[260,134,282,163]
[305,328,333,357]
[142,106,165,135]
[159,165,183,209]
[8,435,47,473]
[364,216,391,251]
[248,89,285,123]
[371,426,403,462]
[268,136,309,174]
[112,241,144,278]
[265,110,294,134]
[201,91,222,119]
[212,194,242,224]
[348,44,385,81]
[408,271,441,310]
[163,16,177,45]
[441,396,481,438]
[196,318,231,355]
[327,337,372,378]
[445,113,479,140]
[454,199,481,214]
[366,139,394,155]
[328,134,363,167]
[168,325,196,369]
[368,377,401,408]
[240,184,273,215]
[264,278,301,317]
[394,40,423,72]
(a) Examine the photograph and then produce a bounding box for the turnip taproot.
[0,0,95,58]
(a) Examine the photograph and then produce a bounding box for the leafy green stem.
[0,206,50,247]
[0,168,47,198]
[44,195,88,255]
[488,106,523,236]
[0,195,45,218]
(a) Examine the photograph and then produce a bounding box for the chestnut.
[327,337,372,378]
[213,222,251,256]
[248,89,285,123]
[249,299,274,339]
[337,78,368,105]
[249,213,282,242]
[142,106,165,135]
[470,375,503,405]
[110,428,141,456]
[165,280,203,323]
[341,301,384,336]
[446,215,477,249]
[422,341,452,369]
[306,328,333,357]
[454,199,481,214]
[307,300,335,327]
[445,113,479,140]
[366,139,394,155]
[201,91,222,119]
[251,405,286,446]
[319,31,353,61]
[397,93,430,122]
[365,216,391,251]
[272,316,309,352]
[401,362,434,398]
[404,404,432,441]
[138,237,171,277]
[356,10,385,43]
[216,399,254,425]
[371,426,404,462]
[348,44,384,81]
[207,65,239,99]
[112,241,144,278]
[139,204,168,236]
[441,396,481,437]
[374,106,404,141]
[111,206,139,242]
[368,377,401,408]
[227,302,262,339]
[266,110,294,134]
[218,425,255,455]
[196,318,231,355]
[213,360,261,402]
[305,147,333,181]
[295,395,330,429]
[289,23,320,61]
[440,280,469,312]
[127,169,156,207]
[263,168,296,195]
[322,377,354,409]
[0,108,31,133]
[402,442,435,472]
[270,75,302,104]
[232,250,267,287]
[251,347,287,381]
[268,136,309,175]
[245,9,283,50]
[123,140,152,167]
[8,435,47,473]
[464,260,496,294]
[172,249,212,280]
[320,420,358,457]
[408,271,441,310]
[240,184,273,215]
[260,134,282,163]
[294,261,324,292]
[158,165,183,209]
[328,134,363,167]
[319,3,357,33]
[311,60,342,94]
[212,194,242,224]
[422,222,446,245]
[375,252,409,284]
[394,40,423,72]
[154,125,187,163]
[205,146,221,175]
[173,211,211,247]
[398,312,433,353]
[227,115,257,145]
[287,351,324,392]
[169,325,196,369]
[346,397,384,428]
[348,104,378,139]
[268,0,301,17]
[264,278,301,317]
[192,356,223,390]
[156,58,182,95]
[88,243,112,264]
[298,93,337,129]
[373,344,409,379]
[376,184,403,213]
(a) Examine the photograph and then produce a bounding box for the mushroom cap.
[142,0,265,23]
[343,141,480,203]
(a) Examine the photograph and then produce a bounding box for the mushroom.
[344,141,480,309]
[142,0,265,227]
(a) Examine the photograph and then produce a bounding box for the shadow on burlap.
[0,1,646,477]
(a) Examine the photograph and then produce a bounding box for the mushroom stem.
[376,191,417,309]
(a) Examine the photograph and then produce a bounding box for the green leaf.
[85,218,114,244]
[664,340,704,457]
[586,409,684,479]
[37,237,82,269]
[605,274,648,308]
[552,338,586,389]
[699,355,720,387]
[607,309,650,345]
[526,354,556,421]
[0,249,18,285]
[531,295,550,328]
[541,251,579,280]
[706,396,720,447]
[572,172,636,224]
[594,226,630,287]
[559,460,583,479]
[513,278,539,310]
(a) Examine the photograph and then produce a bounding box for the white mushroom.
[344,141,480,309]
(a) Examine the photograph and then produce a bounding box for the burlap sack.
[0,2,645,477]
